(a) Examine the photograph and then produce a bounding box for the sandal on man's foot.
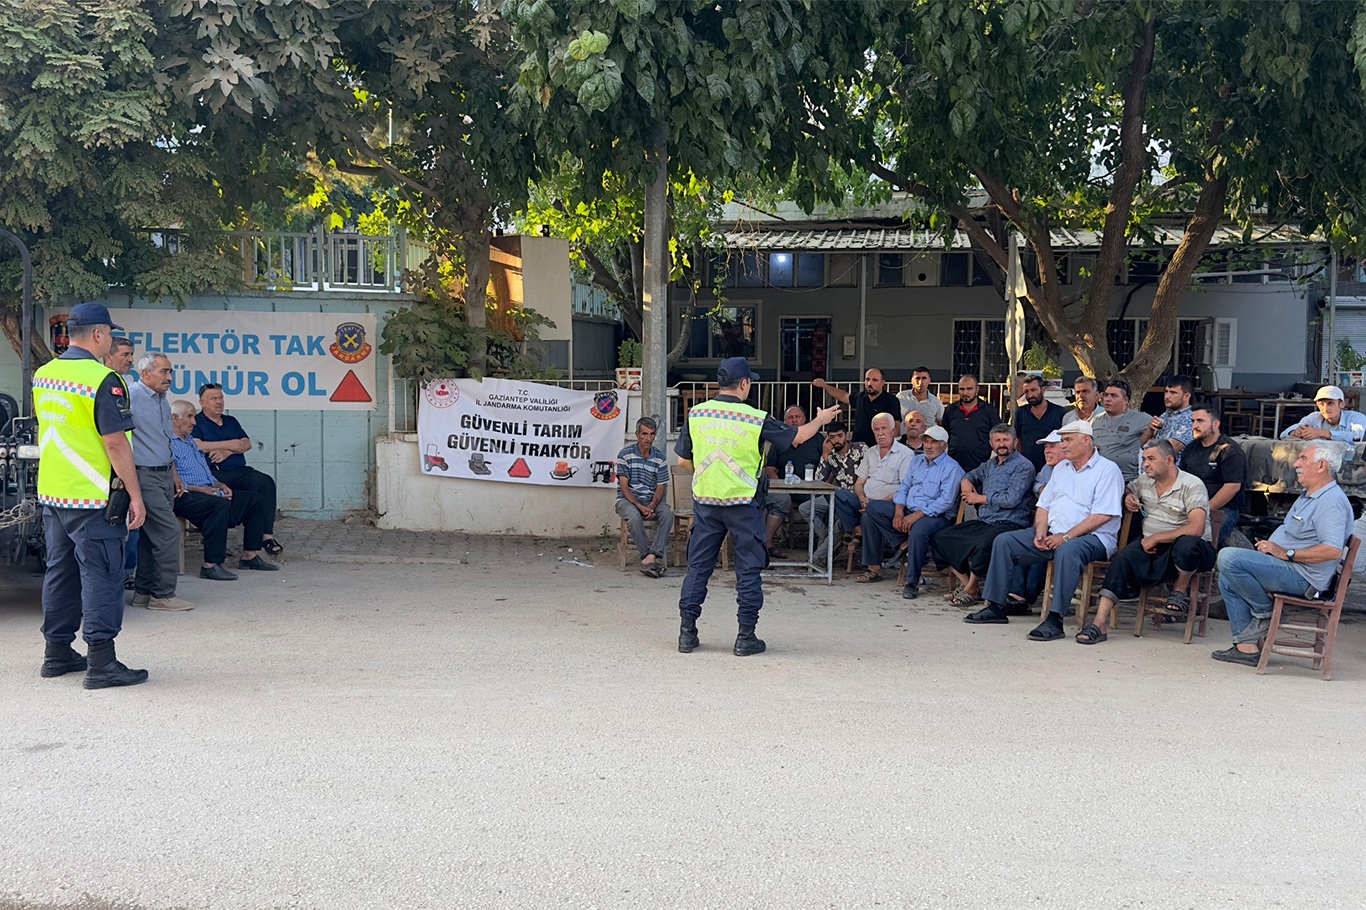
[1028,616,1066,641]
[1157,590,1191,617]
[262,539,283,556]
[950,589,982,607]
[639,561,662,578]
[1075,623,1108,645]
[855,570,884,583]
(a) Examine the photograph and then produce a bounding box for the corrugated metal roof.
[723,224,1322,252]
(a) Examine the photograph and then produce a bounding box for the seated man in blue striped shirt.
[169,400,278,579]
[615,417,673,578]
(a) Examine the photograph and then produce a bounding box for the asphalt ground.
[3,554,1366,910]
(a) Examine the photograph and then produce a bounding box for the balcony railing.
[223,228,408,292]
[571,282,621,321]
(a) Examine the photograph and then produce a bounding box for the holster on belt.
[104,476,131,526]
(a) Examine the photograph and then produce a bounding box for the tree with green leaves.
[0,1,257,365]
[781,0,1366,391]
[506,0,821,418]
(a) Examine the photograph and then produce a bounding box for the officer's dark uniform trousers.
[42,507,126,645]
[678,499,769,626]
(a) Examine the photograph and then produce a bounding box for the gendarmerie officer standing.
[675,357,838,656]
[34,302,149,689]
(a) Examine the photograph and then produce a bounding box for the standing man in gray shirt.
[1091,379,1152,481]
[129,353,197,611]
[1212,441,1354,667]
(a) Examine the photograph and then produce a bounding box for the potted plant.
[616,338,643,390]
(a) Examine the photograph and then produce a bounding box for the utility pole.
[641,120,669,432]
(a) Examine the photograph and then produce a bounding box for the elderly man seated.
[856,426,963,592]
[929,424,1035,607]
[1075,440,1216,644]
[1212,441,1353,667]
[833,412,912,564]
[171,400,279,578]
[1280,385,1366,443]
[614,417,672,578]
[901,410,927,454]
[193,383,284,555]
[965,420,1124,640]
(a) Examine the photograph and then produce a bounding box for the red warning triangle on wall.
[330,369,373,403]
[507,457,532,479]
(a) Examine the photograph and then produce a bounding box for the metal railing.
[219,228,408,292]
[571,282,621,321]
[388,378,1013,435]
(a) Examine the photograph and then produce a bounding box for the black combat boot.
[83,641,149,690]
[678,620,700,653]
[733,624,766,657]
[40,640,87,678]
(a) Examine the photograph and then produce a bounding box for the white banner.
[46,308,378,410]
[417,378,625,487]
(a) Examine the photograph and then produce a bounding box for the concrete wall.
[572,317,619,379]
[669,280,1314,391]
[0,290,406,520]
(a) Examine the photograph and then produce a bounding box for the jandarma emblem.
[330,322,372,363]
[424,379,459,408]
[591,391,620,420]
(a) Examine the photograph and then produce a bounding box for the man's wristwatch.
[1062,534,1071,542]
[1286,548,1296,562]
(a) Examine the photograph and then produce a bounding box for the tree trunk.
[0,307,49,371]
[641,120,669,427]
[461,231,490,377]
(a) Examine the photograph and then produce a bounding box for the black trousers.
[174,490,267,564]
[930,519,1025,577]
[210,465,276,534]
[1100,536,1217,601]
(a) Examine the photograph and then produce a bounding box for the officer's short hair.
[68,323,108,342]
[136,351,168,374]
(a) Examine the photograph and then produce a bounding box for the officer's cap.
[67,302,123,331]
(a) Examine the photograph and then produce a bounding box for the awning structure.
[722,224,1322,253]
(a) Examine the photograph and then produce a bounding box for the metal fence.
[388,378,1013,435]
[221,229,407,292]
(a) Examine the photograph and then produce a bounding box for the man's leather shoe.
[1211,645,1261,666]
[678,623,699,653]
[83,659,149,689]
[40,642,87,678]
[147,595,195,611]
[964,604,1009,624]
[734,625,766,656]
[238,555,279,571]
[902,585,918,600]
[200,564,238,581]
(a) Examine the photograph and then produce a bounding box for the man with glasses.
[192,383,284,556]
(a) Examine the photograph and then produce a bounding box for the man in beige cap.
[1280,385,1366,443]
[965,419,1124,640]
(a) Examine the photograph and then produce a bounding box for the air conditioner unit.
[904,253,940,287]
[1195,317,1237,389]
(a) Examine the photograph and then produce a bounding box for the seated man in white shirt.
[964,420,1125,641]
[832,413,912,564]
[1280,385,1366,443]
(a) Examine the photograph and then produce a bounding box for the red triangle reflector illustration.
[507,457,532,479]
[330,369,372,403]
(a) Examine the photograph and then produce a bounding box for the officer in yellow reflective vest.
[675,357,839,655]
[33,302,149,689]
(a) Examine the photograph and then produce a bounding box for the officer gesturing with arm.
[35,303,150,689]
[675,357,840,656]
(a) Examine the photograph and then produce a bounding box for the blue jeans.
[900,514,952,593]
[831,489,862,536]
[1216,548,1313,644]
[982,528,1108,617]
[1217,507,1239,547]
[861,499,903,568]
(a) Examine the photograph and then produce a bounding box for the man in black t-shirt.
[1178,404,1246,547]
[813,368,900,447]
[1013,375,1066,472]
[943,374,1001,472]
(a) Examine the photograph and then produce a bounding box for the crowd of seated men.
[792,369,1357,669]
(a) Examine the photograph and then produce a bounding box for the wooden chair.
[1133,510,1225,643]
[1257,535,1360,680]
[617,514,667,573]
[896,499,967,590]
[668,464,729,570]
[1041,512,1134,629]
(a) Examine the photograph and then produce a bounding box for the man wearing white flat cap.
[964,419,1124,640]
[1280,386,1366,443]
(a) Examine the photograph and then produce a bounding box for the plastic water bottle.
[784,460,796,485]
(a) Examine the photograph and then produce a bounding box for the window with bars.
[1105,318,1202,375]
[682,305,758,360]
[952,319,1011,383]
